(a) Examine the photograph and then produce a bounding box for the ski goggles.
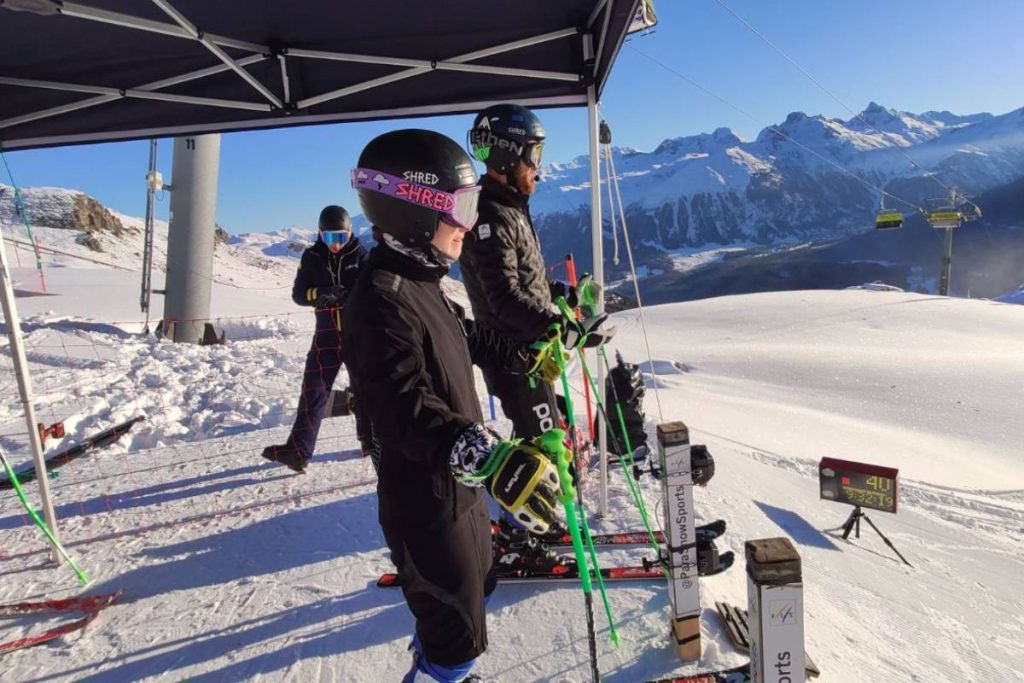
[321,230,349,245]
[468,130,544,168]
[523,141,544,168]
[351,168,481,230]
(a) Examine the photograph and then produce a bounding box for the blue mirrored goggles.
[321,230,350,245]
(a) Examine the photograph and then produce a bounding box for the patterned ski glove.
[561,312,616,350]
[450,424,562,534]
[566,273,602,310]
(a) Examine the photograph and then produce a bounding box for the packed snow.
[1,227,1023,682]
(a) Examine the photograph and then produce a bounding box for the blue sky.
[3,0,1022,234]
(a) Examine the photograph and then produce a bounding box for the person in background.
[343,128,566,683]
[262,205,370,473]
[460,103,612,573]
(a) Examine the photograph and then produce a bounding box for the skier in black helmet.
[262,205,370,473]
[343,129,566,683]
[461,103,613,573]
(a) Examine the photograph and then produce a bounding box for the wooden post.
[658,421,701,661]
[746,538,805,683]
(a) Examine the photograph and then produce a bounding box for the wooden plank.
[714,601,748,651]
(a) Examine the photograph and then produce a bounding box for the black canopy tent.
[0,0,643,149]
[0,0,650,542]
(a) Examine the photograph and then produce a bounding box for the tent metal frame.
[1,0,634,557]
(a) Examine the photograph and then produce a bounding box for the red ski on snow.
[0,590,122,653]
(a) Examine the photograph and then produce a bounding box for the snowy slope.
[996,284,1024,305]
[1,235,1022,682]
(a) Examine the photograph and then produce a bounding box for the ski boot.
[490,518,571,546]
[261,444,308,473]
[493,518,576,576]
[405,638,482,682]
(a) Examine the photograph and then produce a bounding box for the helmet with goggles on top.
[467,104,546,176]
[352,129,480,249]
[318,204,352,246]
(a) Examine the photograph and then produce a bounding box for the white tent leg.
[0,227,62,562]
[587,84,608,518]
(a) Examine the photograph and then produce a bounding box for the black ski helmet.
[318,205,352,234]
[353,129,478,249]
[468,104,546,175]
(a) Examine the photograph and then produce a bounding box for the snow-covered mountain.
[531,104,1024,298]
[4,102,1022,304]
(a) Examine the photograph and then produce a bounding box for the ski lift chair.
[926,210,962,230]
[962,204,982,222]
[874,211,904,230]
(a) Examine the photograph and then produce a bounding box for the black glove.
[562,312,616,349]
[549,279,569,302]
[450,424,562,534]
[566,273,602,310]
[314,284,347,308]
[525,330,567,384]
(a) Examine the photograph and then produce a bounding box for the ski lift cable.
[4,234,291,291]
[5,236,136,272]
[625,44,923,213]
[559,102,665,421]
[0,188,23,270]
[599,119,633,265]
[1,148,48,292]
[0,149,290,293]
[712,0,960,203]
[606,150,664,422]
[602,146,621,265]
[591,117,665,422]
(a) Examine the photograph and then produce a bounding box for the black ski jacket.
[343,244,527,525]
[292,236,369,338]
[459,175,563,344]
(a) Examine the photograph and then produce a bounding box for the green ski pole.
[543,324,621,645]
[539,427,601,683]
[556,298,662,555]
[0,451,89,585]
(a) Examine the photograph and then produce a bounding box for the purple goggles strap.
[351,168,479,227]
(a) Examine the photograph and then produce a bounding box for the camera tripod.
[840,506,912,567]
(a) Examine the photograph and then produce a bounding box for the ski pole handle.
[537,429,592,594]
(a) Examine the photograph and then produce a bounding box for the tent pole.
[587,84,608,518]
[0,222,62,563]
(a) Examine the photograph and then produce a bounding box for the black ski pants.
[287,330,369,458]
[483,368,559,441]
[380,493,497,666]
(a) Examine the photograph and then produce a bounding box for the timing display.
[819,457,899,513]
